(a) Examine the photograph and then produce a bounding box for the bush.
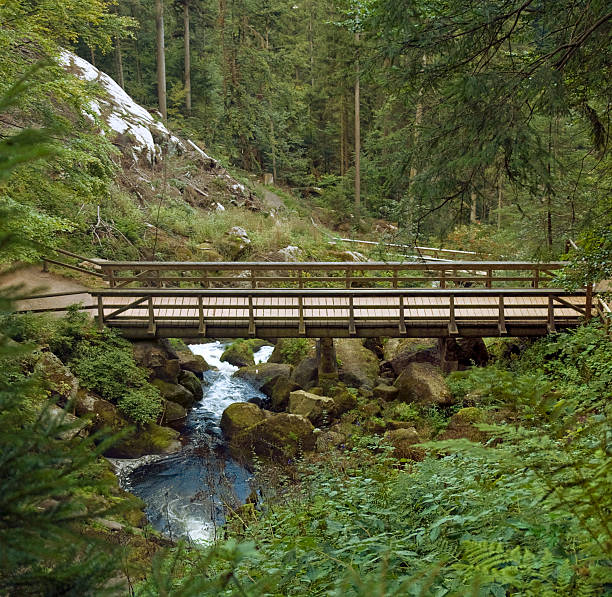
[118,387,163,425]
[278,338,311,365]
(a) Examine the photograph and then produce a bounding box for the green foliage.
[387,401,419,422]
[278,338,311,366]
[118,387,163,426]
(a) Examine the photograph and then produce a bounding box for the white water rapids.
[115,341,273,544]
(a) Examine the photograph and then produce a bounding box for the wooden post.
[109,269,116,288]
[533,269,540,289]
[498,295,507,335]
[348,295,356,335]
[198,295,206,335]
[440,269,446,289]
[298,295,305,335]
[147,297,156,335]
[392,267,398,289]
[486,268,493,289]
[398,295,406,335]
[97,296,104,331]
[448,294,458,336]
[248,295,256,336]
[250,269,256,289]
[298,269,303,289]
[345,268,351,289]
[42,259,48,273]
[547,295,556,333]
[585,283,593,322]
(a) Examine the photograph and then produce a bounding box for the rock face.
[384,427,425,461]
[234,363,293,388]
[288,390,335,424]
[394,362,454,406]
[335,340,379,389]
[220,402,268,438]
[34,352,79,405]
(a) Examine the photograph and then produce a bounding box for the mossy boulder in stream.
[160,400,187,429]
[220,402,268,437]
[232,413,315,461]
[161,338,210,376]
[108,423,182,459]
[221,339,272,368]
[178,370,203,401]
[151,378,196,409]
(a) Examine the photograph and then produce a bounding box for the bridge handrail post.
[97,296,104,331]
[585,283,593,322]
[147,297,155,335]
[532,269,540,289]
[248,295,256,336]
[498,295,507,335]
[448,294,458,335]
[547,294,556,333]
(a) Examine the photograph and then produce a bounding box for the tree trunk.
[354,31,361,211]
[470,190,477,223]
[155,0,167,121]
[340,95,345,176]
[184,1,191,115]
[114,36,125,89]
[497,177,502,230]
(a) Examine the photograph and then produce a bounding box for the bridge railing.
[90,260,569,291]
[90,287,591,338]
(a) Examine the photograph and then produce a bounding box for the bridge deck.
[92,288,589,339]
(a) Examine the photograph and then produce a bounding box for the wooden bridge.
[31,258,593,340]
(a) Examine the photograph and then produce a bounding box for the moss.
[455,407,484,423]
[110,423,181,459]
[221,339,256,368]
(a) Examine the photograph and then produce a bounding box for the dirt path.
[255,183,285,210]
[0,265,96,314]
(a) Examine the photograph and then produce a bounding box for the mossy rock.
[261,375,301,411]
[178,370,203,401]
[384,427,425,461]
[221,340,256,368]
[234,363,293,388]
[108,423,182,459]
[232,413,315,461]
[394,362,454,407]
[160,400,187,429]
[221,402,268,438]
[34,351,79,405]
[162,339,211,376]
[335,339,379,389]
[290,356,318,390]
[269,338,316,365]
[373,383,399,402]
[330,386,357,415]
[151,378,196,409]
[438,407,489,442]
[288,390,335,425]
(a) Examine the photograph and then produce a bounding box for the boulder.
[108,424,182,459]
[394,362,454,407]
[220,226,251,260]
[316,431,346,453]
[390,347,440,376]
[233,413,315,460]
[151,379,196,409]
[384,427,425,461]
[42,405,89,440]
[34,352,79,405]
[220,402,268,438]
[261,375,301,411]
[288,390,335,424]
[160,400,187,429]
[438,338,489,373]
[383,338,436,362]
[132,342,180,382]
[178,370,203,401]
[438,407,488,442]
[330,386,357,415]
[221,340,256,368]
[161,339,210,376]
[373,383,399,402]
[234,363,293,388]
[335,340,379,389]
[291,357,318,390]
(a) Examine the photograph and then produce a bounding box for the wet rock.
[248,396,271,409]
[291,357,318,390]
[108,423,182,459]
[336,339,379,389]
[151,379,196,409]
[289,390,335,425]
[34,352,79,405]
[220,402,268,438]
[384,427,425,461]
[233,413,315,460]
[373,383,399,402]
[178,370,203,401]
[394,362,454,407]
[161,339,210,376]
[160,400,187,429]
[221,340,256,368]
[234,363,293,388]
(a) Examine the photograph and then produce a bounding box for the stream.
[114,341,273,544]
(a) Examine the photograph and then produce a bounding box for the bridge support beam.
[317,338,338,392]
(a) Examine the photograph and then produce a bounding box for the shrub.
[278,338,311,365]
[117,387,163,425]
